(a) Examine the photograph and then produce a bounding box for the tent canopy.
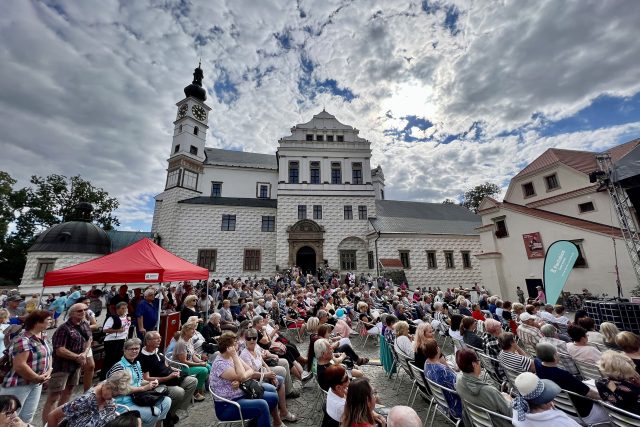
[43,238,209,286]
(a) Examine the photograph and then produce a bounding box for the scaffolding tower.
[595,154,640,292]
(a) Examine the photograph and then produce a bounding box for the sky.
[2,0,640,231]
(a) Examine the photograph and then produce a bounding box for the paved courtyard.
[32,329,445,426]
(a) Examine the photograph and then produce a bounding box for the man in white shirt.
[538,305,557,323]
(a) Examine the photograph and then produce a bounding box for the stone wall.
[20,251,101,293]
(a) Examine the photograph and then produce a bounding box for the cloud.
[0,0,639,231]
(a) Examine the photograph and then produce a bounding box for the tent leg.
[38,286,46,310]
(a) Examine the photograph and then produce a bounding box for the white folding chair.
[575,360,603,381]
[602,401,640,427]
[463,399,513,427]
[554,389,611,427]
[425,377,462,427]
[209,384,253,427]
[165,354,197,404]
[408,363,435,421]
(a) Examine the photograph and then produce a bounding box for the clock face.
[192,105,207,121]
[177,104,188,119]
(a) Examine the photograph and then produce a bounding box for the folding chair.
[395,351,416,399]
[209,384,253,427]
[452,338,466,354]
[476,320,485,336]
[408,363,435,421]
[602,401,640,427]
[463,399,513,427]
[359,321,378,348]
[425,377,462,427]
[575,360,603,381]
[284,318,303,343]
[476,352,506,390]
[501,365,522,394]
[165,354,197,404]
[554,389,611,427]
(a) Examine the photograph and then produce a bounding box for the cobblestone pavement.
[33,331,447,427]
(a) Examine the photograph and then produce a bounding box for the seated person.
[324,364,349,424]
[412,322,434,369]
[455,349,512,427]
[315,338,363,391]
[201,312,223,344]
[497,332,535,373]
[535,343,608,425]
[341,378,386,427]
[599,322,621,351]
[387,406,422,427]
[616,331,640,374]
[394,321,414,357]
[460,317,483,349]
[512,372,580,427]
[596,350,640,415]
[567,325,602,364]
[577,317,604,346]
[423,339,462,419]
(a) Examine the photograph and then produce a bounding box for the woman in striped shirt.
[497,332,535,374]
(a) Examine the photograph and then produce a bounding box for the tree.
[460,182,500,213]
[442,198,456,205]
[0,172,119,286]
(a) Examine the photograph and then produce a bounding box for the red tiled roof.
[514,139,640,180]
[501,201,623,238]
[379,259,404,269]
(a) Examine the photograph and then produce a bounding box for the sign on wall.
[522,232,544,259]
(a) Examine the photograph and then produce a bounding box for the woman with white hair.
[596,350,640,415]
[47,370,132,427]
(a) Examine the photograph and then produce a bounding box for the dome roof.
[29,221,111,254]
[183,63,206,101]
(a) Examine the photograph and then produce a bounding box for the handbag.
[131,385,169,415]
[0,349,11,384]
[239,379,264,399]
[164,370,188,387]
[265,356,279,367]
[269,341,286,356]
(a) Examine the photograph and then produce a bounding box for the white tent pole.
[156,284,163,332]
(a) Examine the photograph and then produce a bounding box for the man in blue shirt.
[49,292,67,327]
[135,288,160,339]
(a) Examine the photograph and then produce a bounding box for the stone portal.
[287,219,324,273]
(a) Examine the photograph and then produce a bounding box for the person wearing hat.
[517,312,544,351]
[512,372,580,426]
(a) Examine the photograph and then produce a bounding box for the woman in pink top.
[567,325,602,364]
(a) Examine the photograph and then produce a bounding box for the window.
[244,249,261,271]
[211,182,222,197]
[166,169,180,189]
[174,145,180,154]
[352,163,363,184]
[368,251,374,270]
[182,169,198,190]
[331,162,342,184]
[571,240,588,268]
[522,182,536,197]
[261,216,275,232]
[399,251,410,269]
[310,162,321,184]
[221,214,236,231]
[190,145,198,155]
[197,249,217,271]
[427,251,437,269]
[289,161,299,184]
[194,126,199,136]
[298,205,307,220]
[35,259,55,279]
[461,251,472,269]
[316,135,324,141]
[179,125,183,133]
[578,201,595,213]
[381,189,385,200]
[358,205,367,220]
[337,135,344,142]
[494,219,509,238]
[326,135,334,142]
[344,205,353,220]
[340,250,357,270]
[544,174,560,191]
[259,185,269,199]
[313,205,322,220]
[444,251,455,269]
[306,134,313,141]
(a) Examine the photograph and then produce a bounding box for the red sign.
[523,232,544,259]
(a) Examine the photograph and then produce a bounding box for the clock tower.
[165,63,211,192]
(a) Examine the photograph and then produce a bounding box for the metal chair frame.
[209,384,253,427]
[283,318,303,343]
[395,350,417,400]
[601,400,640,427]
[501,364,523,395]
[425,376,462,427]
[554,388,611,427]
[408,363,435,423]
[476,352,506,390]
[463,399,513,427]
[165,354,197,404]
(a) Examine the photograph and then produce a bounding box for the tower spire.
[184,61,206,101]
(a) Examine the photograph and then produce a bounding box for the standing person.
[42,303,92,421]
[516,287,525,305]
[135,289,160,340]
[48,292,67,327]
[24,294,40,314]
[534,286,546,304]
[0,310,53,425]
[101,302,131,380]
[108,285,130,316]
[0,309,10,355]
[78,295,100,392]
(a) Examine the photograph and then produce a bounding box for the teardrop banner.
[543,240,579,305]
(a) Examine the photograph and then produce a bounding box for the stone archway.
[296,246,317,275]
[287,219,324,272]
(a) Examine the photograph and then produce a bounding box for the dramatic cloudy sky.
[2,0,640,231]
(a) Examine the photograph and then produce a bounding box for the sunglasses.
[246,336,258,341]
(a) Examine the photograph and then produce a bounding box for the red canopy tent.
[43,238,209,286]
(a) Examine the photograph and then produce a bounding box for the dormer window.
[544,174,560,191]
[337,135,344,142]
[316,135,324,141]
[522,182,536,198]
[327,135,334,142]
[194,126,199,136]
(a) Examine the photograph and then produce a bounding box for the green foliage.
[0,171,119,286]
[461,182,501,213]
[442,198,456,205]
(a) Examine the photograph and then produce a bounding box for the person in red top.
[340,378,386,427]
[471,304,486,321]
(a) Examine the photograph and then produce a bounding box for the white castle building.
[151,65,483,287]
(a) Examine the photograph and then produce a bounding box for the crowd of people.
[0,267,639,426]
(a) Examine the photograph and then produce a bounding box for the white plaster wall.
[200,166,278,198]
[275,195,376,271]
[20,252,101,293]
[152,187,201,250]
[373,235,482,288]
[478,207,636,301]
[506,166,591,205]
[165,204,278,278]
[537,192,619,227]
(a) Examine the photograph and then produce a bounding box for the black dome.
[29,221,111,254]
[183,63,206,101]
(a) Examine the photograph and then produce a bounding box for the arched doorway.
[296,246,317,275]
